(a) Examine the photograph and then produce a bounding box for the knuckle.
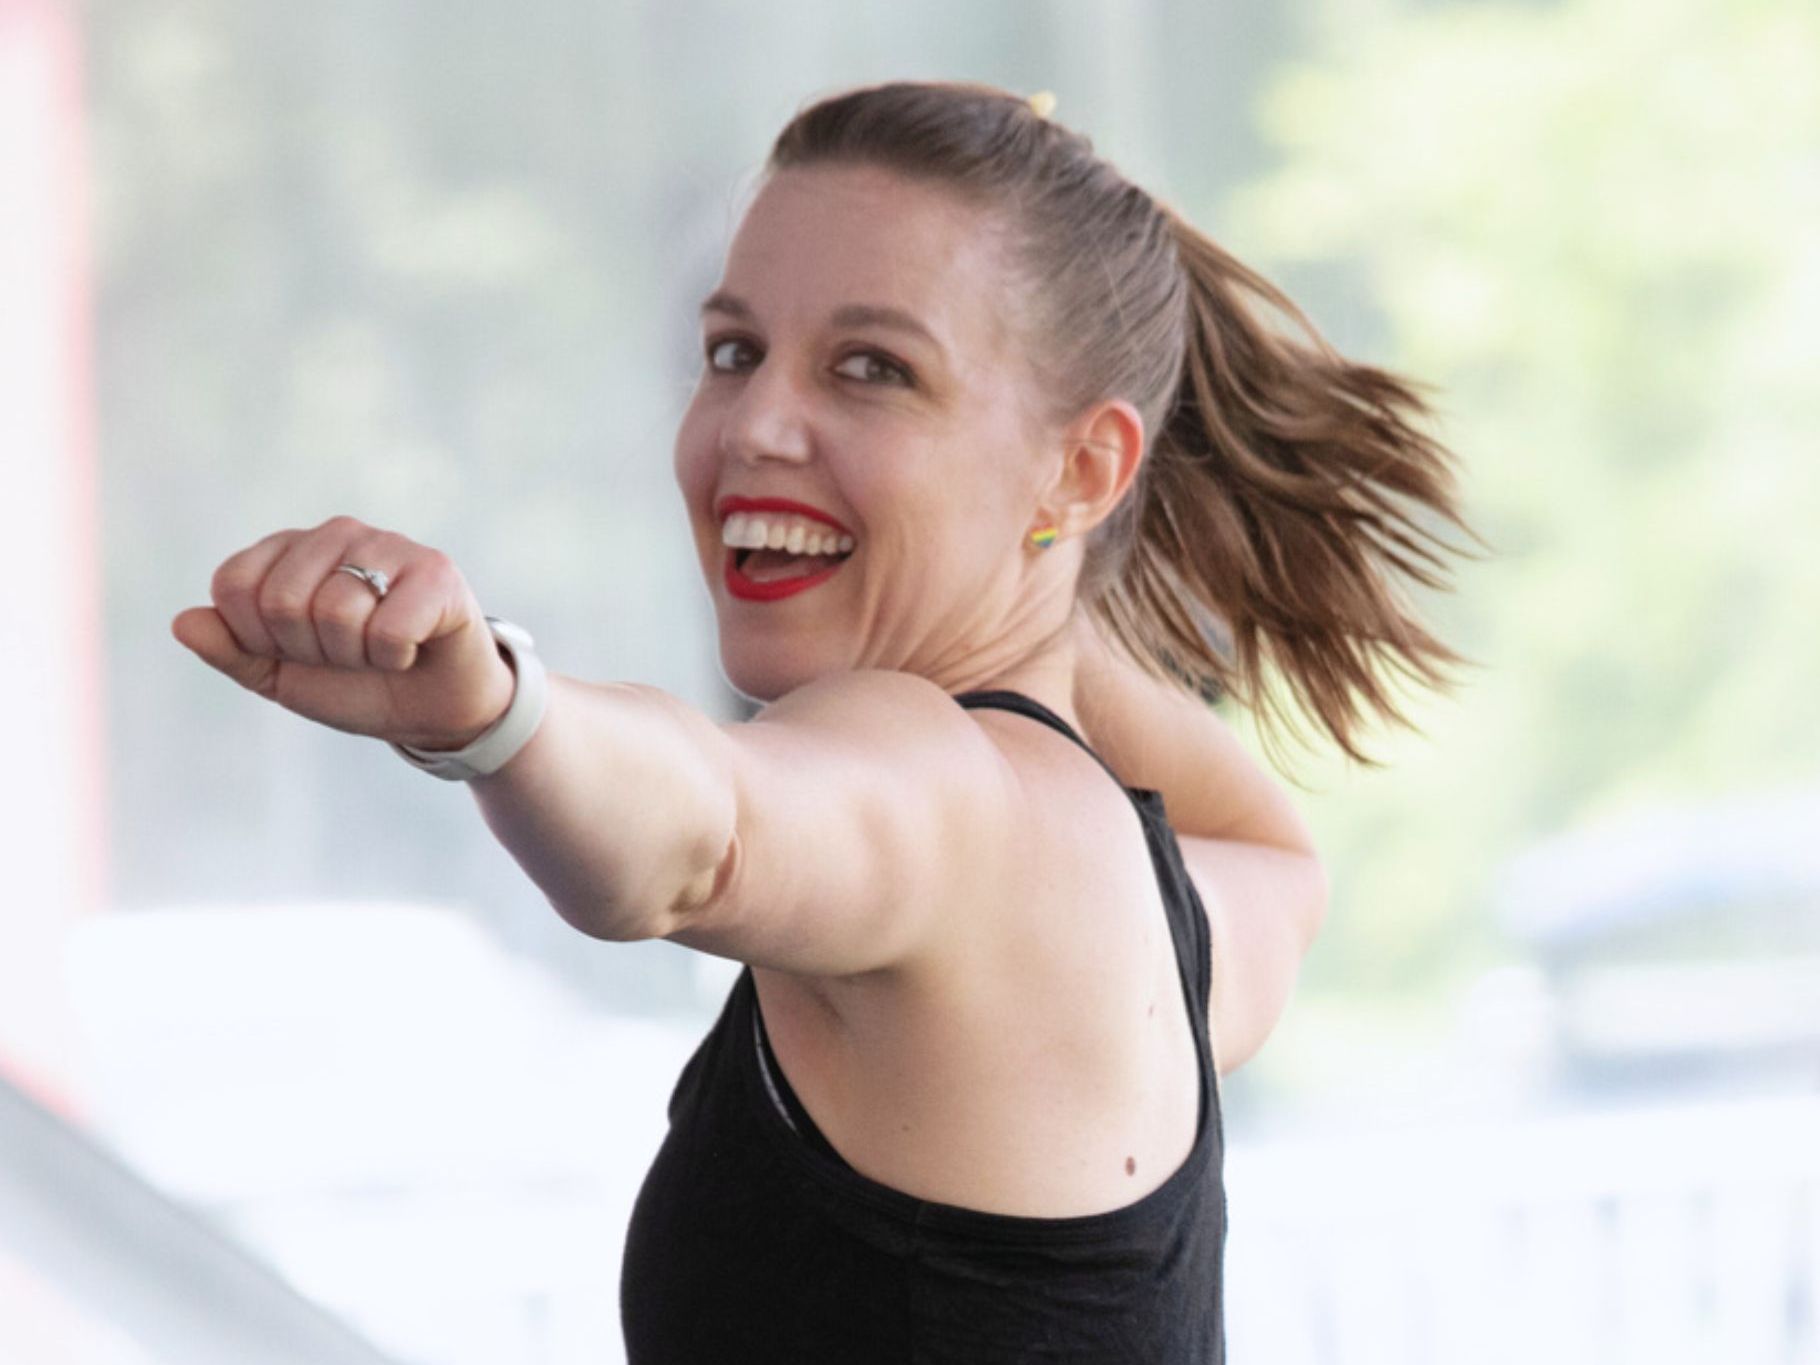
[315,603,366,638]
[319,513,365,536]
[212,530,297,603]
[418,553,465,597]
[256,582,309,625]
[211,563,258,603]
[442,563,472,599]
[368,620,417,656]
[371,528,420,554]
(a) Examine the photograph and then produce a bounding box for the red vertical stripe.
[0,0,102,1117]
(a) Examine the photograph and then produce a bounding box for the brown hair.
[768,80,1488,767]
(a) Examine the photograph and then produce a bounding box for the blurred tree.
[1214,0,1819,1072]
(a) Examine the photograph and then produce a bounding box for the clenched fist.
[172,515,517,751]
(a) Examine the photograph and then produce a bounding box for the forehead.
[720,165,1017,351]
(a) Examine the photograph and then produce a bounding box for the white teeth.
[720,513,856,556]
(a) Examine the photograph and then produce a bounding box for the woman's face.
[674,164,1062,703]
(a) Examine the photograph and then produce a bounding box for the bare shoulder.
[658,669,1033,983]
[937,699,1169,981]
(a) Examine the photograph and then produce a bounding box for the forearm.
[1070,617,1317,854]
[467,674,738,940]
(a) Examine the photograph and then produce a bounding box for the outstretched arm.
[176,517,1021,972]
[475,665,1028,980]
[172,516,736,942]
[466,675,739,940]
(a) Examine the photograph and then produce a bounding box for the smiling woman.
[671,160,1080,705]
[627,79,1480,1364]
[173,76,1481,1365]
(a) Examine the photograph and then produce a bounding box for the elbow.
[658,828,741,935]
[543,888,649,943]
[589,829,738,946]
[607,719,745,944]
[536,852,718,943]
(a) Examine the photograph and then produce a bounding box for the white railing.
[1225,1092,1820,1365]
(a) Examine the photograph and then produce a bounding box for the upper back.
[754,688,1215,1219]
[622,686,1229,1361]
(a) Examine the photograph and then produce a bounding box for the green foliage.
[1219,0,1820,1000]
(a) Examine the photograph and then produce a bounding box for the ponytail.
[1085,209,1490,769]
[766,80,1488,769]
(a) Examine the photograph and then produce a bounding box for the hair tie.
[1026,90,1057,121]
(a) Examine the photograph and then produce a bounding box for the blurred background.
[3,0,1816,1360]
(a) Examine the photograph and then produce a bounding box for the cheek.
[672,406,715,499]
[849,454,998,561]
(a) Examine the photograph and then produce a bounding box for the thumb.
[172,606,280,698]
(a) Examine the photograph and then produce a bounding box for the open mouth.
[724,543,856,602]
[733,546,856,583]
[716,500,859,601]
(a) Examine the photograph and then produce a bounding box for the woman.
[174,80,1478,1363]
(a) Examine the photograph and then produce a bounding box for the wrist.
[391,617,548,781]
[394,649,518,752]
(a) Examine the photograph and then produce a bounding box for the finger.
[312,534,399,670]
[257,515,371,665]
[171,605,282,698]
[210,529,300,659]
[364,546,472,673]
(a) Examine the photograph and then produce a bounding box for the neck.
[927,554,1086,726]
[944,617,1082,734]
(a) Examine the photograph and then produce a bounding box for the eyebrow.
[699,290,945,358]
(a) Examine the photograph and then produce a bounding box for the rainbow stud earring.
[1028,526,1059,550]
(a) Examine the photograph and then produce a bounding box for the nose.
[719,356,812,467]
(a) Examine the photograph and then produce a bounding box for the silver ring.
[334,563,390,600]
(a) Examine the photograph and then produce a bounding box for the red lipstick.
[714,495,852,535]
[715,494,856,603]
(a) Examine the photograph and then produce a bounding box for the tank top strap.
[953,689,1132,793]
[955,689,1213,1057]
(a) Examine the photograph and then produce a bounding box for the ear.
[1038,398,1146,538]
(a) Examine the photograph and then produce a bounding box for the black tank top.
[619,689,1227,1363]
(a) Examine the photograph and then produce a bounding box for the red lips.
[714,495,852,536]
[715,494,856,602]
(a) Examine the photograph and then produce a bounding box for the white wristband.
[389,616,548,780]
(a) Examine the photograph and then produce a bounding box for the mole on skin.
[1126,1156,1137,1176]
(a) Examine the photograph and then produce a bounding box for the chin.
[717,639,831,706]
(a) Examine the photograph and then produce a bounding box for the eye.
[695,342,753,380]
[834,350,914,387]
